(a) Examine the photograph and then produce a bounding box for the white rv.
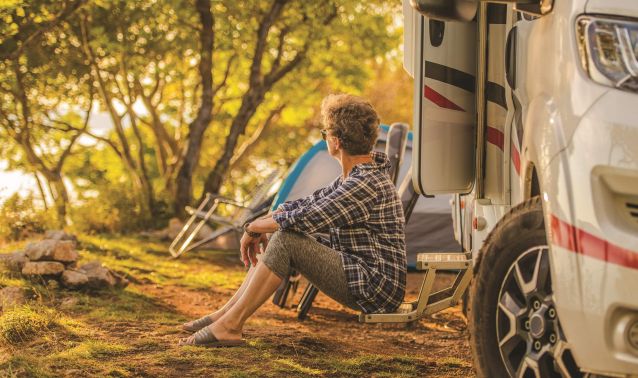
[363,0,638,377]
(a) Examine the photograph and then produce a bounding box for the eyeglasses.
[320,128,336,141]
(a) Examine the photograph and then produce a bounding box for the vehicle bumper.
[544,87,638,376]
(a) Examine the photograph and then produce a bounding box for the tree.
[0,0,90,225]
[176,0,402,211]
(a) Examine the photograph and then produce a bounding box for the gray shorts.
[260,230,360,311]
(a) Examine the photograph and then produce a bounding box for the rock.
[61,269,89,289]
[25,240,78,263]
[78,261,129,289]
[78,261,116,288]
[21,261,65,276]
[79,260,102,271]
[47,279,60,289]
[60,297,79,309]
[1,251,28,272]
[0,287,27,308]
[111,270,129,289]
[44,230,78,246]
[167,218,184,240]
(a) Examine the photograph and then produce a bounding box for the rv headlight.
[576,16,638,93]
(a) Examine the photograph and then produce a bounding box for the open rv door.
[406,0,478,195]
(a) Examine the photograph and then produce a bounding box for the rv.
[362,0,638,377]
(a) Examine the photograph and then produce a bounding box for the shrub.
[0,193,56,242]
[70,183,158,234]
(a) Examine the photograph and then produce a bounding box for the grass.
[0,233,473,377]
[0,305,54,344]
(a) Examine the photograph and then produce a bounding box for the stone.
[0,287,27,308]
[1,251,28,272]
[79,261,116,288]
[60,297,79,309]
[44,230,78,246]
[61,269,89,289]
[167,218,184,240]
[79,260,102,271]
[47,279,60,289]
[77,261,129,289]
[21,261,65,276]
[25,240,78,263]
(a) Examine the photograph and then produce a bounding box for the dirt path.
[133,272,474,377]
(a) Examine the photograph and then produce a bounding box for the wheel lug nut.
[532,300,541,310]
[524,320,530,331]
[534,340,542,351]
[549,333,557,344]
[548,307,556,319]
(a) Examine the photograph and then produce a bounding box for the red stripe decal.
[486,126,504,151]
[423,85,464,111]
[550,214,638,270]
[511,142,521,175]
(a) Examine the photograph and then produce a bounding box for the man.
[180,94,406,346]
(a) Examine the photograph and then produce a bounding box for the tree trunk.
[45,172,69,227]
[173,0,214,216]
[201,91,266,196]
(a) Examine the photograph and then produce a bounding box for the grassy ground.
[0,234,473,377]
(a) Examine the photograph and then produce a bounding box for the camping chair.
[169,169,282,258]
[274,123,412,319]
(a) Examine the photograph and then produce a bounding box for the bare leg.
[181,261,282,342]
[182,263,258,330]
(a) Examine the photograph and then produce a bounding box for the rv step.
[360,252,473,324]
[416,252,471,271]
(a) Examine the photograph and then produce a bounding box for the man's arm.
[276,177,339,212]
[272,175,376,235]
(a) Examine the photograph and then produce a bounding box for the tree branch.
[56,86,93,172]
[213,54,237,95]
[249,0,290,87]
[230,104,285,167]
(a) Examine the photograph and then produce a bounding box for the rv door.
[407,2,478,195]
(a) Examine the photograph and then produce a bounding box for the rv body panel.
[586,0,638,18]
[412,13,477,195]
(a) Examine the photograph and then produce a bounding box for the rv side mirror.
[410,0,477,22]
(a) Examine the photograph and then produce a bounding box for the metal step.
[416,252,471,271]
[360,252,473,324]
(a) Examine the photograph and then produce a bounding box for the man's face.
[322,128,340,157]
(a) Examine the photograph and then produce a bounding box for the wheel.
[468,197,582,378]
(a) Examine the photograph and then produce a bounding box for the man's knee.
[267,230,304,251]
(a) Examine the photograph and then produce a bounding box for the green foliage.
[70,182,152,234]
[0,193,56,241]
[1,0,408,232]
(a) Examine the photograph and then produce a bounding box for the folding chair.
[275,123,412,318]
[169,170,282,258]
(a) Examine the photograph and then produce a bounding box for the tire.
[468,197,581,378]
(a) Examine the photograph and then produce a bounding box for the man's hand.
[240,232,258,268]
[240,232,270,267]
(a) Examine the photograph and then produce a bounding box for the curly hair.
[320,94,380,156]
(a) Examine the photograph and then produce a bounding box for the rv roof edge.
[410,0,477,22]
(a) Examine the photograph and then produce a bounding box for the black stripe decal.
[424,61,476,94]
[486,81,507,109]
[487,4,507,25]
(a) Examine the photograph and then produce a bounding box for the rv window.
[429,20,445,47]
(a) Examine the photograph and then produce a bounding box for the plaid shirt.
[273,152,406,313]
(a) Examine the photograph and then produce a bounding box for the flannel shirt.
[272,151,406,313]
